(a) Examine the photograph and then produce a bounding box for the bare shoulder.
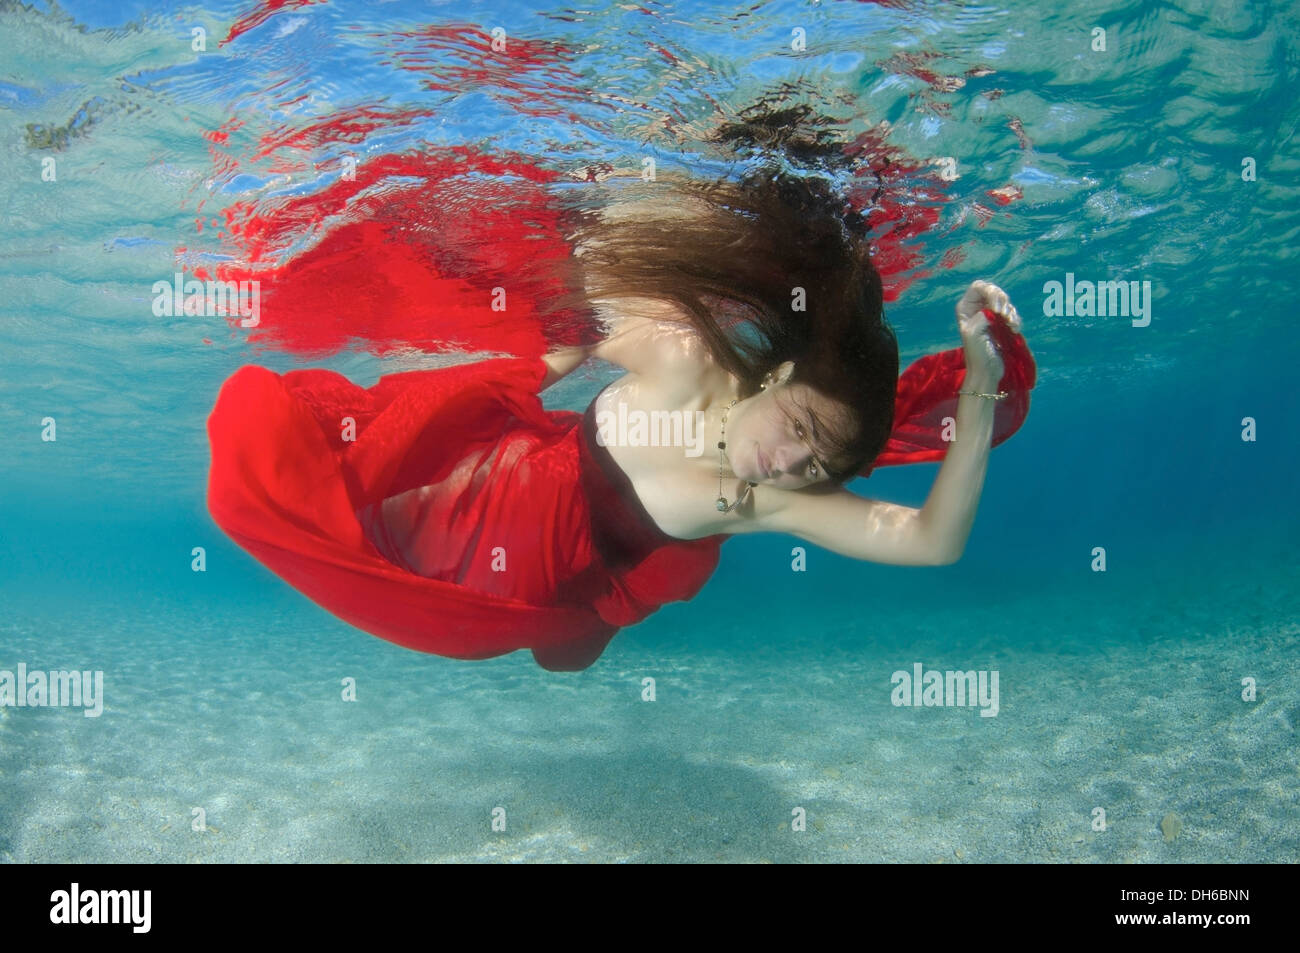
[588,296,711,390]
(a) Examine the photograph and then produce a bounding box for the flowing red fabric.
[201,150,602,359]
[208,354,725,672]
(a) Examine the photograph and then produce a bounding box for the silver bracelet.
[958,389,1008,400]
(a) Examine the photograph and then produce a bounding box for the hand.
[956,280,1021,385]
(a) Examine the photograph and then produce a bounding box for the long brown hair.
[536,103,900,484]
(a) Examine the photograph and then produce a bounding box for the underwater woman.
[206,110,1035,670]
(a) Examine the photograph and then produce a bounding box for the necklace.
[716,397,758,512]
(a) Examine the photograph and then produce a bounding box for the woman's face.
[727,367,847,490]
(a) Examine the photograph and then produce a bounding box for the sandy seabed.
[1,536,1296,864]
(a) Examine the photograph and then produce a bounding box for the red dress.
[206,317,1035,671]
[207,353,723,671]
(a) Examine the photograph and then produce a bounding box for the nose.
[773,444,811,476]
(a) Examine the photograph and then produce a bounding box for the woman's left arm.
[915,280,1021,563]
[745,281,1022,566]
[913,370,1000,564]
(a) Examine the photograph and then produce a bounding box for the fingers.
[959,280,1022,333]
[985,285,1021,333]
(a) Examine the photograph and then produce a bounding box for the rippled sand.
[2,530,1295,864]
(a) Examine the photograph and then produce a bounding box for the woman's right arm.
[541,297,695,393]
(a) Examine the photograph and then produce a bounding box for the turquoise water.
[1,0,1297,863]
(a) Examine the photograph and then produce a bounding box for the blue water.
[1,0,1297,863]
